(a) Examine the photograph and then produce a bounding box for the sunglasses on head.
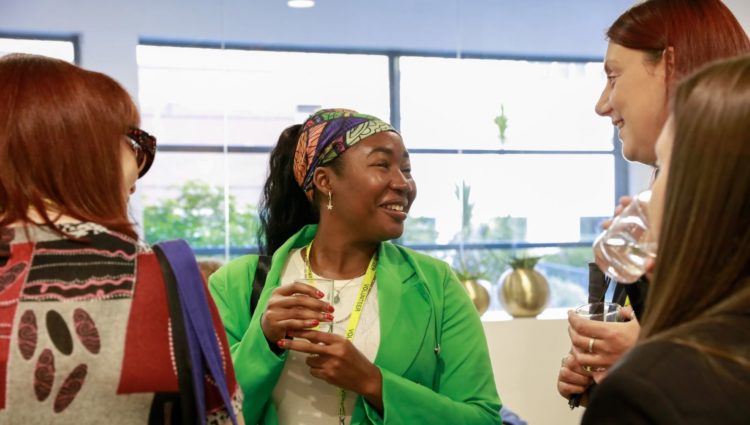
[126,127,157,178]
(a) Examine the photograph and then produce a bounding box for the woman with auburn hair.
[596,0,749,165]
[558,0,750,407]
[0,54,242,424]
[583,54,750,424]
[209,109,501,425]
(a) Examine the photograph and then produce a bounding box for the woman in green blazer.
[209,109,501,424]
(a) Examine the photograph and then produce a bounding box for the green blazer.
[209,225,502,424]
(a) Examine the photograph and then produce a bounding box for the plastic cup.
[593,190,657,283]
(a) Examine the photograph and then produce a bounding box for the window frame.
[136,40,627,257]
[0,31,80,64]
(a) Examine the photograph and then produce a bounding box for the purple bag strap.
[156,240,238,425]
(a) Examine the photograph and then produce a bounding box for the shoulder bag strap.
[155,240,239,425]
[153,246,197,425]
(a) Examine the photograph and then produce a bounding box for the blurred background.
[2,0,748,318]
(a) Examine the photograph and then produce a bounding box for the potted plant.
[452,181,491,315]
[499,254,550,318]
[453,258,491,316]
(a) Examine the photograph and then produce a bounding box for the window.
[0,36,75,62]
[136,44,617,311]
[398,56,615,311]
[399,56,615,308]
[400,57,612,151]
[136,44,390,258]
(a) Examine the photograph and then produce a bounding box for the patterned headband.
[292,108,397,201]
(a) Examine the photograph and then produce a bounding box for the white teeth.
[384,204,404,212]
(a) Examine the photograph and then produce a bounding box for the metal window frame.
[0,31,81,65]
[137,40,625,254]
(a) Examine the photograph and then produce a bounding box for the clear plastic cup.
[593,190,657,283]
[574,302,623,372]
[574,302,623,323]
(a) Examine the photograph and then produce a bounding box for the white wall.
[725,0,750,32]
[484,318,583,425]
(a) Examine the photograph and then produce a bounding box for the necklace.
[302,244,367,304]
[333,276,362,304]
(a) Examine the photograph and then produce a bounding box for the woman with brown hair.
[558,0,750,406]
[583,54,750,424]
[0,54,242,424]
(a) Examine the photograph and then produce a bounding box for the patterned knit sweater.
[0,222,242,424]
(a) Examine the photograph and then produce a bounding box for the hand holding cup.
[568,303,639,381]
[260,278,335,343]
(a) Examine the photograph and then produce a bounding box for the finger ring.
[582,365,606,373]
[587,337,596,354]
[561,356,567,366]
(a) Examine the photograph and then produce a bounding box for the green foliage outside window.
[143,180,260,250]
[141,180,588,307]
[400,216,440,244]
[450,181,526,283]
[399,181,588,308]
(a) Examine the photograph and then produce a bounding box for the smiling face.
[315,131,417,243]
[595,42,670,165]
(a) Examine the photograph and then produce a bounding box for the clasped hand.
[558,196,641,403]
[557,307,639,405]
[260,281,382,403]
[280,330,382,400]
[260,281,334,343]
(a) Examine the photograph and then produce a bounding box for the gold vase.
[499,268,549,318]
[460,279,491,316]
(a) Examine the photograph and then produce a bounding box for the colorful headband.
[293,108,397,201]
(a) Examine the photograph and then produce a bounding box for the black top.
[587,262,649,320]
[612,277,649,320]
[582,320,750,424]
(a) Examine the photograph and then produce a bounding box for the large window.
[136,44,390,258]
[136,44,618,312]
[397,56,615,312]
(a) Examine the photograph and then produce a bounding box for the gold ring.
[587,337,595,354]
[582,365,606,373]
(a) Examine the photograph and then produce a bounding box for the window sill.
[481,307,570,322]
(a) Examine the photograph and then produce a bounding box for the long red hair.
[0,53,139,239]
[608,0,750,85]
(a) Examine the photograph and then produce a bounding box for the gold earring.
[327,191,333,211]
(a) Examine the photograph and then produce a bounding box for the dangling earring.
[327,191,333,211]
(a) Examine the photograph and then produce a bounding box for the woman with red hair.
[558,0,750,408]
[0,54,242,424]
[584,53,750,425]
